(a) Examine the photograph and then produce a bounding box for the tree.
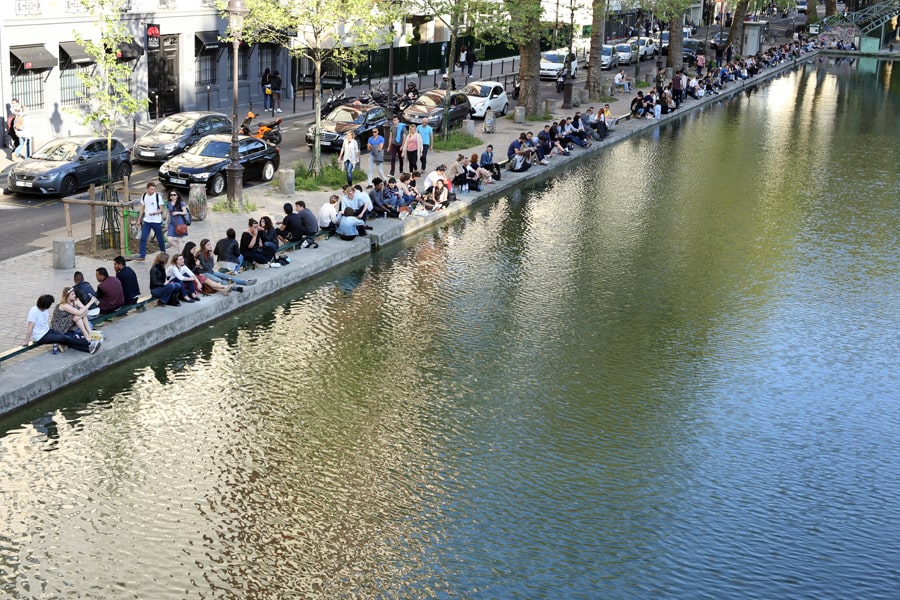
[726,0,751,56]
[586,0,608,100]
[71,0,148,186]
[238,0,398,176]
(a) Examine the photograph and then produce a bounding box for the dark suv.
[306,103,389,152]
[133,111,231,163]
[682,39,707,66]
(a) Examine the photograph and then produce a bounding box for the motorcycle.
[319,90,356,118]
[556,71,566,94]
[239,111,283,145]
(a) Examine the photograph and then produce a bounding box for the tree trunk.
[825,0,837,17]
[668,17,683,69]
[313,52,323,176]
[586,0,607,100]
[727,0,751,57]
[519,33,543,117]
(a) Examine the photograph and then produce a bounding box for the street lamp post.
[226,0,249,212]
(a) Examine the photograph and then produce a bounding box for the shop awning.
[116,40,144,61]
[195,31,222,53]
[10,44,57,70]
[59,41,94,65]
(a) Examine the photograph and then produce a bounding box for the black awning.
[10,44,57,70]
[195,31,222,54]
[116,40,144,61]
[59,41,94,65]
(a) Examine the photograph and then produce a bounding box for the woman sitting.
[191,239,253,288]
[150,253,183,307]
[421,179,450,212]
[335,207,368,241]
[258,215,280,255]
[51,286,97,342]
[181,242,239,295]
[445,154,468,189]
[468,153,493,187]
[167,254,203,302]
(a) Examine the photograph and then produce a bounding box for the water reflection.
[1,59,899,599]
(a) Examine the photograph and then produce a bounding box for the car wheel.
[501,103,508,116]
[61,175,77,197]
[208,173,226,196]
[261,160,275,182]
[115,162,132,181]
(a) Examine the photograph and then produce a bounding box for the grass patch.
[432,130,482,152]
[291,157,365,191]
[636,80,651,88]
[504,112,554,122]
[211,199,258,212]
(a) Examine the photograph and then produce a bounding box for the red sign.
[147,24,160,50]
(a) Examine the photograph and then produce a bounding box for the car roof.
[163,111,229,119]
[46,135,123,144]
[466,80,503,88]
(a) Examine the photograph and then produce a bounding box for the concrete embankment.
[0,51,821,417]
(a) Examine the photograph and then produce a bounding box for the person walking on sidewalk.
[417,117,433,171]
[388,115,406,176]
[12,102,30,160]
[367,127,387,184]
[338,131,360,186]
[136,182,166,261]
[261,68,272,111]
[271,70,283,112]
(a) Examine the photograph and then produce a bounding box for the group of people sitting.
[504,106,616,172]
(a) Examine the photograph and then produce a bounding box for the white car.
[600,45,619,70]
[615,43,637,65]
[629,36,658,60]
[540,51,578,79]
[462,81,509,118]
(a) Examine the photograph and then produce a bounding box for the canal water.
[2,58,898,599]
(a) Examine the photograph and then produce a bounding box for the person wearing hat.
[438,73,456,90]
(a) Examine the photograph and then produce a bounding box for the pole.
[388,32,395,115]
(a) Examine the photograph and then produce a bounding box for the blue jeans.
[37,329,90,352]
[344,160,355,185]
[263,87,272,110]
[151,282,182,304]
[13,138,31,158]
[139,220,166,258]
[205,270,249,286]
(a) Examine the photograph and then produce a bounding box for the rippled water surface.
[2,58,899,599]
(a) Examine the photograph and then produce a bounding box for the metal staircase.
[819,0,900,36]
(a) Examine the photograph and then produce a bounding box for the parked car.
[600,45,619,69]
[7,136,132,197]
[682,39,707,65]
[539,52,578,79]
[628,36,658,60]
[401,90,472,131]
[462,81,509,118]
[132,111,231,163]
[615,43,638,65]
[305,103,389,152]
[157,134,279,196]
[797,0,808,14]
[709,32,729,51]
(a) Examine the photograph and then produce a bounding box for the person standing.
[465,46,476,77]
[367,127,387,184]
[416,117,433,171]
[12,102,30,160]
[271,70,283,113]
[136,182,166,261]
[696,51,706,77]
[338,131,360,186]
[261,68,272,111]
[388,115,406,176]
[166,189,189,255]
[7,98,20,151]
[401,126,422,174]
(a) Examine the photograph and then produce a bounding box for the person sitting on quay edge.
[23,294,97,353]
[421,178,450,212]
[72,271,100,321]
[214,227,244,273]
[241,218,276,268]
[336,207,368,241]
[95,267,125,314]
[193,239,254,288]
[468,153,494,187]
[630,91,648,119]
[277,202,304,245]
[258,215,280,257]
[340,184,369,221]
[113,256,141,306]
[293,200,320,247]
[525,131,549,165]
[149,253,183,307]
[318,194,341,236]
[173,248,231,298]
[52,285,97,341]
[423,164,447,194]
[397,173,421,207]
[444,154,469,189]
[369,178,398,219]
[507,133,535,172]
[383,178,409,216]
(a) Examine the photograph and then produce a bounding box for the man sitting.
[614,69,632,93]
[113,256,141,306]
[277,202,304,245]
[294,200,320,247]
[507,132,534,172]
[95,267,125,314]
[214,228,244,272]
[630,91,647,118]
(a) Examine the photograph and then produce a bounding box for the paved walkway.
[0,49,822,415]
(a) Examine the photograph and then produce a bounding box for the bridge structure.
[815,0,900,51]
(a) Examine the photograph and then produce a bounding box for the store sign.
[147,24,161,50]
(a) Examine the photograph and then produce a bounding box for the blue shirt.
[417,124,433,145]
[480,150,494,166]
[368,134,384,152]
[336,215,365,237]
[392,122,407,144]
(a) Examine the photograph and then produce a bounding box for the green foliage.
[212,199,258,213]
[432,131,483,152]
[291,157,365,191]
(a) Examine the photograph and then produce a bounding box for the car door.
[187,116,212,148]
[239,138,268,179]
[77,140,106,184]
[490,86,504,112]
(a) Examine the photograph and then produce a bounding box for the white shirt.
[318,202,338,227]
[424,170,444,189]
[142,192,164,224]
[27,306,50,341]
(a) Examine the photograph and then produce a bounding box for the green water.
[1,57,898,599]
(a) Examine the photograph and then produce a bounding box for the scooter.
[512,75,520,100]
[239,111,283,145]
[319,90,356,118]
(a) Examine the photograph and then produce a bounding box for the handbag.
[175,223,188,236]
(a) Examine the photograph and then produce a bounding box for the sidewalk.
[0,50,818,415]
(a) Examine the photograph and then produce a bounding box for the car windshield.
[414,92,443,108]
[462,84,491,97]
[151,115,195,135]
[602,47,612,56]
[186,138,230,158]
[32,141,80,161]
[326,105,365,123]
[542,53,566,64]
[660,32,670,41]
[616,45,631,52]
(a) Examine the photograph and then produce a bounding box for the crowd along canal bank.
[0,49,830,416]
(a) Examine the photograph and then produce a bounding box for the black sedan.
[133,111,232,163]
[401,90,473,131]
[306,103,389,151]
[7,136,132,196]
[157,135,279,196]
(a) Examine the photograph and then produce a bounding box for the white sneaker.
[270,261,282,268]
[276,108,283,113]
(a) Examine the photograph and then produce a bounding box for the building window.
[158,0,177,8]
[15,0,41,16]
[196,50,217,86]
[65,0,85,12]
[201,0,216,6]
[258,44,279,73]
[228,45,248,82]
[60,65,92,106]
[11,72,45,111]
